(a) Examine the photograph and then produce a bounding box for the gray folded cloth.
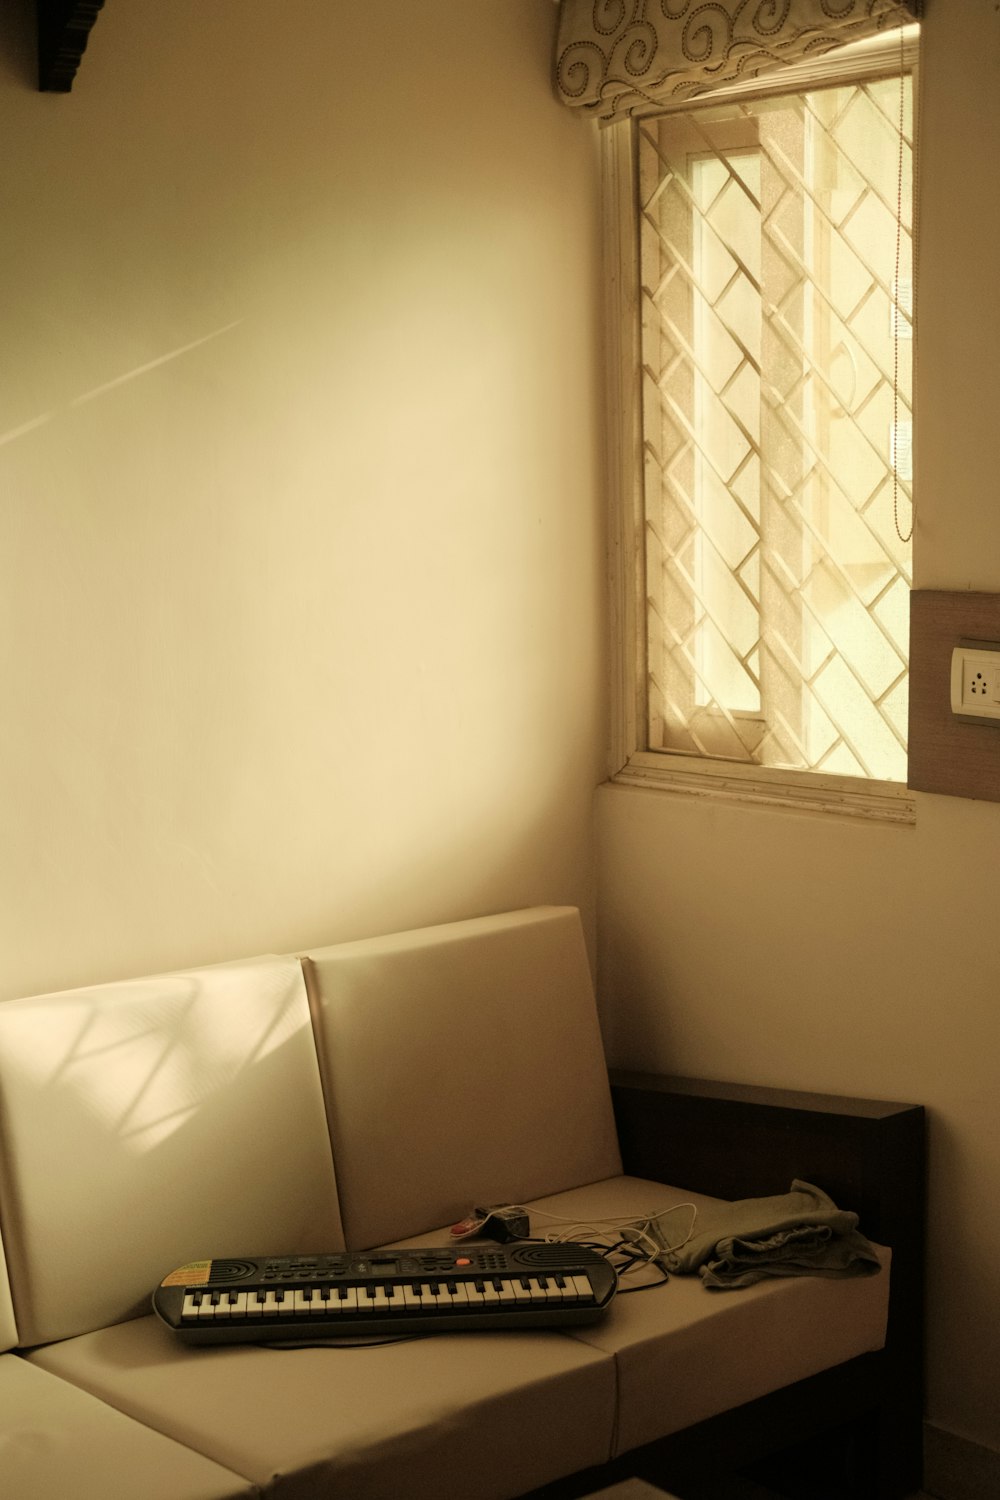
[662,1179,882,1290]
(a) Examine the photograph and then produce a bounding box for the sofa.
[0,906,925,1499]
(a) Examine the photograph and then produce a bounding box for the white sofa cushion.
[0,1354,255,1500]
[383,1172,889,1456]
[0,955,343,1345]
[519,1175,891,1455]
[34,1172,887,1499]
[27,1312,617,1500]
[0,1226,17,1353]
[301,906,622,1248]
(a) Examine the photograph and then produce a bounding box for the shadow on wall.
[282,785,600,971]
[0,748,598,1013]
[0,0,37,91]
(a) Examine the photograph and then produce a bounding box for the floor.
[585,1483,935,1500]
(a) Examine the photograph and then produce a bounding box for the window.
[606,51,916,820]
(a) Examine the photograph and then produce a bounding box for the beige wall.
[0,0,605,1002]
[596,0,1000,1458]
[5,0,994,1464]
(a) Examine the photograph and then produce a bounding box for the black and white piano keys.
[182,1271,599,1323]
[154,1244,617,1342]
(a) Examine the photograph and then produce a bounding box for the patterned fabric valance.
[555,0,921,122]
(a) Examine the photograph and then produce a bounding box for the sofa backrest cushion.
[0,955,343,1346]
[0,1228,16,1352]
[302,906,622,1249]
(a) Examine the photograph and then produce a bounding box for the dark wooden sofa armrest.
[608,1070,927,1499]
[609,1069,925,1251]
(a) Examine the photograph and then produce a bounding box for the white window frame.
[603,36,919,825]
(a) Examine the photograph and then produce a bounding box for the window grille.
[638,75,913,784]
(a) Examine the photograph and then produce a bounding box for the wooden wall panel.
[908,589,1000,801]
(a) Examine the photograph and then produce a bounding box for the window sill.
[610,750,916,825]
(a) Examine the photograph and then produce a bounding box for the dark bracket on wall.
[37,0,105,92]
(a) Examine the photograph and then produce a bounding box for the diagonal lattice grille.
[640,78,913,781]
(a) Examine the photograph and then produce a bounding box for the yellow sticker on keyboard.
[161,1260,213,1287]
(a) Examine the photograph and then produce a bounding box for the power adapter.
[450,1204,530,1243]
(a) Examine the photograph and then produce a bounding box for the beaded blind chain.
[893,14,914,544]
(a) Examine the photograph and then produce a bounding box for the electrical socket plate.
[950,642,1000,721]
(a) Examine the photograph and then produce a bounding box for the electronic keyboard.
[153,1242,617,1344]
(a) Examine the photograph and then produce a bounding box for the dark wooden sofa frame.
[524,1071,926,1500]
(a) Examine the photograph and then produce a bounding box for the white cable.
[515,1202,700,1276]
